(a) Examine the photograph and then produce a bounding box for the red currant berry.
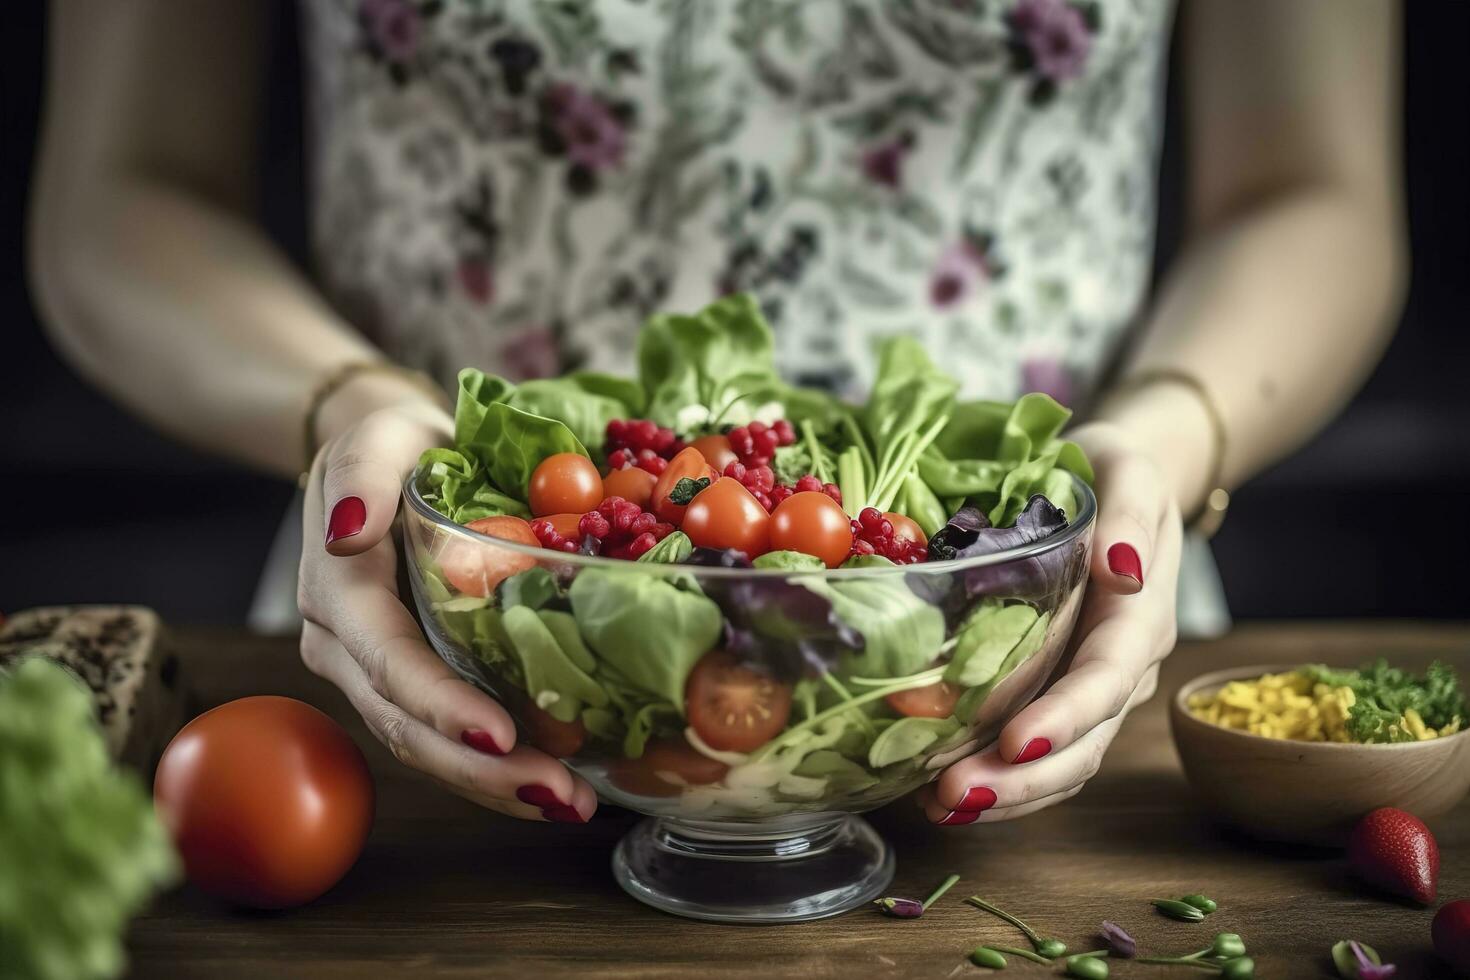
[772,419,796,446]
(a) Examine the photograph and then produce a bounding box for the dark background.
[3,3,1467,624]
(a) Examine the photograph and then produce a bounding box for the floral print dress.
[302,0,1175,405]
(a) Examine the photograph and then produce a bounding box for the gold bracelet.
[299,361,448,488]
[1115,368,1231,538]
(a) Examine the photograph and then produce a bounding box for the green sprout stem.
[1135,956,1221,971]
[819,673,876,736]
[989,945,1051,965]
[750,670,956,760]
[923,874,961,911]
[967,897,1048,948]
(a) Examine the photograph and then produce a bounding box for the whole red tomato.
[529,452,603,516]
[1435,899,1470,975]
[154,696,375,908]
[682,477,771,557]
[770,491,853,568]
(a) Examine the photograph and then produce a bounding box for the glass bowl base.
[611,813,894,924]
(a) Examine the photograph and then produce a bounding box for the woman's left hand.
[916,421,1182,825]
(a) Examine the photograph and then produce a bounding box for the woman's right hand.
[296,396,597,823]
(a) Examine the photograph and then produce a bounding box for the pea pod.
[969,947,1007,969]
[1181,893,1218,914]
[1064,954,1109,980]
[1152,898,1207,922]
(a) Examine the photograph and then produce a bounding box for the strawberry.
[1434,900,1470,976]
[1347,807,1439,904]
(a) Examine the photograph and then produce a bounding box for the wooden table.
[127,624,1469,979]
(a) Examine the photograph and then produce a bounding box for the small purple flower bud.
[1099,921,1136,958]
[875,897,926,918]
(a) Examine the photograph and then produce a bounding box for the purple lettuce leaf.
[701,576,865,681]
[928,495,1084,604]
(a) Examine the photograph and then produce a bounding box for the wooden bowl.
[1170,664,1470,845]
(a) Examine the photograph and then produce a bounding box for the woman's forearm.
[30,178,434,477]
[1097,187,1407,514]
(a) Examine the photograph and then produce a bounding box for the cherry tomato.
[689,434,739,472]
[681,477,772,557]
[608,737,729,798]
[154,696,374,909]
[529,452,602,517]
[770,491,854,568]
[441,516,539,597]
[885,512,928,549]
[686,650,793,752]
[540,512,584,538]
[602,466,657,510]
[520,699,587,758]
[885,680,962,718]
[651,446,716,525]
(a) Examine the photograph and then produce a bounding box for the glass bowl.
[402,473,1095,923]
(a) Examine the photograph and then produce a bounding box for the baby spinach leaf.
[868,716,961,768]
[917,451,1008,499]
[506,379,627,460]
[537,609,597,673]
[569,569,723,712]
[898,471,949,537]
[637,293,779,428]
[791,749,880,793]
[565,370,646,416]
[501,605,607,724]
[581,706,623,741]
[454,368,516,448]
[998,392,1071,463]
[623,701,682,758]
[637,531,694,564]
[799,577,945,679]
[934,400,1011,460]
[463,402,588,502]
[753,551,826,571]
[945,602,1039,687]
[496,567,561,612]
[954,611,1051,723]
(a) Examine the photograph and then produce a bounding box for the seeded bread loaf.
[0,606,185,771]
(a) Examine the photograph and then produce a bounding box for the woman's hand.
[917,421,1182,825]
[296,396,598,824]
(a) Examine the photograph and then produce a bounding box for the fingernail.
[516,784,563,808]
[461,729,506,756]
[1012,738,1052,765]
[1107,542,1143,585]
[937,809,981,827]
[326,496,367,545]
[956,786,998,812]
[542,805,586,824]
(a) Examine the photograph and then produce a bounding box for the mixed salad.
[410,294,1095,813]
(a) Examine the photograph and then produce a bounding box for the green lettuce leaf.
[506,379,627,462]
[799,577,945,678]
[500,606,607,723]
[0,658,179,980]
[636,293,780,429]
[463,402,588,502]
[569,569,723,711]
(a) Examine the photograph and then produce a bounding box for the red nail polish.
[1107,542,1143,585]
[326,496,367,545]
[542,805,586,824]
[956,786,998,812]
[937,809,981,827]
[516,784,562,808]
[461,729,506,756]
[1012,738,1052,765]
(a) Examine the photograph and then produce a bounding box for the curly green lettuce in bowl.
[401,295,1097,923]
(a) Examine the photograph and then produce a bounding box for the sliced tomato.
[440,516,539,597]
[885,679,961,719]
[885,512,928,549]
[681,477,771,558]
[609,738,729,798]
[520,700,587,758]
[685,650,793,752]
[651,446,716,525]
[689,434,739,472]
[602,466,657,510]
[770,492,854,568]
[529,452,603,517]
